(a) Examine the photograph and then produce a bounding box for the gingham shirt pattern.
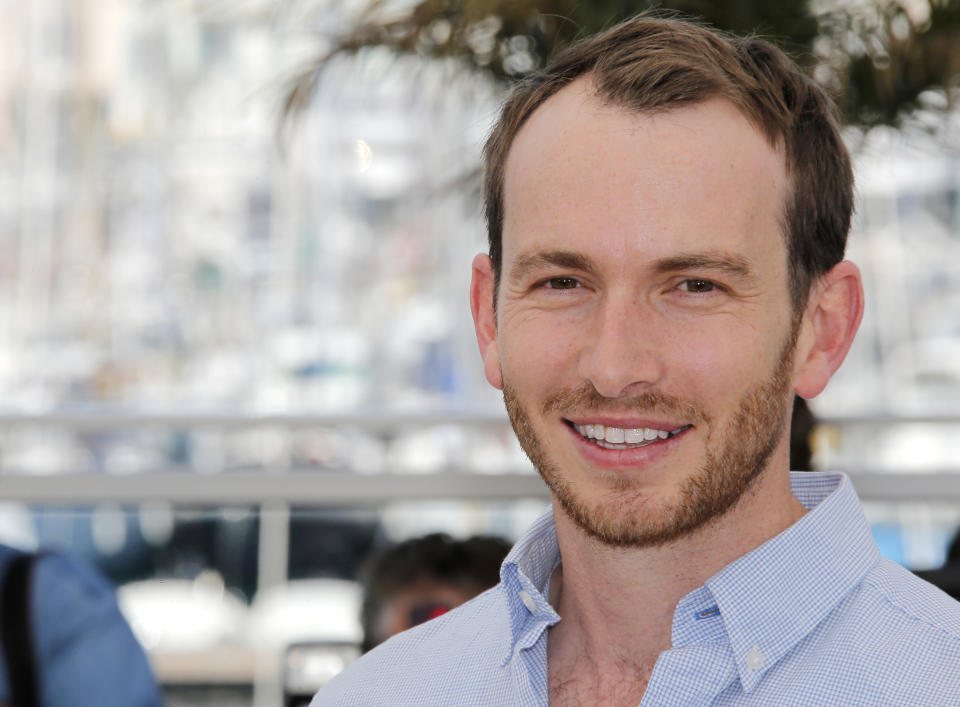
[313,472,960,706]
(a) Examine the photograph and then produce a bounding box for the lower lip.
[565,423,690,470]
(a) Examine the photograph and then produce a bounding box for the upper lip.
[564,416,689,432]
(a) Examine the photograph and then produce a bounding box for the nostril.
[577,348,665,399]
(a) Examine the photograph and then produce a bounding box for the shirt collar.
[497,472,879,686]
[498,507,562,664]
[702,471,880,691]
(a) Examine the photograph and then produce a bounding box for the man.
[314,13,960,706]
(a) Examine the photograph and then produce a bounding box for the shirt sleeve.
[29,552,163,707]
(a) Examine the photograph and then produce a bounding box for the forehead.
[501,79,790,270]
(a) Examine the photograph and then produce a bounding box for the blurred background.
[0,0,959,704]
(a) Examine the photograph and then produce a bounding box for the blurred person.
[360,533,510,653]
[917,530,960,601]
[0,545,162,706]
[314,12,960,706]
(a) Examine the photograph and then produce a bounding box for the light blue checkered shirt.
[313,472,960,706]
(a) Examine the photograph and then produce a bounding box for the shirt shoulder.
[312,585,515,707]
[798,557,960,704]
[860,556,960,639]
[26,551,163,706]
[31,550,118,614]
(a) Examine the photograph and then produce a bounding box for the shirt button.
[519,590,537,613]
[745,646,764,671]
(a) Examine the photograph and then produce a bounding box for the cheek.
[382,602,413,637]
[499,314,583,387]
[667,321,773,395]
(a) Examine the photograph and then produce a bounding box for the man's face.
[478,82,802,547]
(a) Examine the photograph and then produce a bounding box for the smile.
[571,422,691,449]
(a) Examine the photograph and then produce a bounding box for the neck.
[547,464,807,672]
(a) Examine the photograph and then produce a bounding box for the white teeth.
[605,427,625,443]
[575,423,677,446]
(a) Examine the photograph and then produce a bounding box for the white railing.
[0,409,957,504]
[2,410,958,593]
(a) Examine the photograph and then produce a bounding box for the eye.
[545,277,579,290]
[679,278,717,293]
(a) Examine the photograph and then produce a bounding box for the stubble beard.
[502,334,797,549]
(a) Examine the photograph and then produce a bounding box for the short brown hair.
[482,13,853,312]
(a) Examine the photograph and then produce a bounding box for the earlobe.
[470,254,503,390]
[793,261,864,399]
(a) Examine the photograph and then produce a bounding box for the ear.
[793,260,864,399]
[470,253,503,390]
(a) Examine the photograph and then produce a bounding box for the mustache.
[540,384,710,425]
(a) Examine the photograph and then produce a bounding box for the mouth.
[566,420,692,450]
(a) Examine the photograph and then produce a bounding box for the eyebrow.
[510,249,757,284]
[652,253,756,281]
[509,250,599,282]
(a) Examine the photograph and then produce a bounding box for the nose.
[576,289,666,398]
